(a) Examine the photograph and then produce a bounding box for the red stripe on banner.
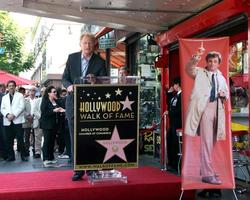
[179,38,235,190]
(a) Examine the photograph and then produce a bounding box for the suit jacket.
[0,92,25,126]
[0,93,4,120]
[32,97,42,129]
[0,93,5,128]
[167,91,182,129]
[22,97,33,128]
[62,52,107,88]
[184,57,229,141]
[62,51,107,119]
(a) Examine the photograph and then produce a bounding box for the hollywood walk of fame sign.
[74,82,139,170]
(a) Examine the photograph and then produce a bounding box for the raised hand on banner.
[192,42,205,62]
[197,42,205,55]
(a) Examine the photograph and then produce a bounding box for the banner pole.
[161,111,168,171]
[233,189,239,200]
[178,190,184,200]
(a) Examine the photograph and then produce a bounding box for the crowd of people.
[0,81,71,167]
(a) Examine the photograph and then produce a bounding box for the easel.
[161,111,168,171]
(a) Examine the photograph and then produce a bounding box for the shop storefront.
[156,0,249,169]
[127,34,161,157]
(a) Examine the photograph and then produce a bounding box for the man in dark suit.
[62,32,107,181]
[166,77,182,171]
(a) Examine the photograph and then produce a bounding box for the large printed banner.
[74,84,139,170]
[179,38,235,190]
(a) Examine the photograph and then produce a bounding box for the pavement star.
[105,93,111,98]
[96,126,134,163]
[120,96,134,111]
[115,88,122,96]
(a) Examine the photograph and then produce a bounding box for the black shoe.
[86,170,97,176]
[197,190,209,198]
[72,171,84,181]
[21,156,28,161]
[33,154,41,158]
[198,189,222,198]
[210,189,222,198]
[6,157,15,161]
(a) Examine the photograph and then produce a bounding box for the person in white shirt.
[0,80,27,161]
[32,87,46,158]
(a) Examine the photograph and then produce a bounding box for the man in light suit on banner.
[185,48,229,185]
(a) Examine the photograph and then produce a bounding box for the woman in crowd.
[39,85,64,166]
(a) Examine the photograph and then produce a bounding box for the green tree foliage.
[0,11,34,74]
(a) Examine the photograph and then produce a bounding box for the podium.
[74,76,140,183]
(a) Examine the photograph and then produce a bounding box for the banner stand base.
[178,190,184,200]
[88,170,128,185]
[233,189,239,200]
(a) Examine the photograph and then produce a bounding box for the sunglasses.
[51,91,57,93]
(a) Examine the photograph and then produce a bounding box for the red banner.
[180,38,235,190]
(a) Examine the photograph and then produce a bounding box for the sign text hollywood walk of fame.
[74,84,139,170]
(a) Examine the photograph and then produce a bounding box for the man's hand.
[7,114,15,121]
[218,91,226,98]
[218,90,227,103]
[192,54,202,63]
[27,115,33,123]
[192,45,205,63]
[197,46,205,56]
[168,86,174,93]
[86,73,96,84]
[67,85,73,92]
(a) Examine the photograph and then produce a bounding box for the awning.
[95,28,125,68]
[0,70,34,85]
[98,42,125,68]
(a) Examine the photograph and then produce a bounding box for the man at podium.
[62,32,107,181]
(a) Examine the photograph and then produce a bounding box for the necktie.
[81,58,88,77]
[9,94,13,104]
[210,74,216,102]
